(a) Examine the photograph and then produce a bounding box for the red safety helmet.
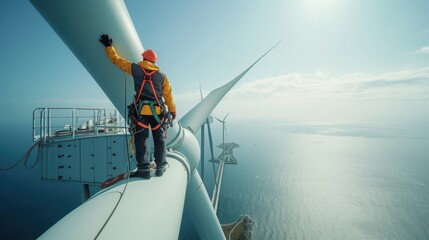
[142,49,158,62]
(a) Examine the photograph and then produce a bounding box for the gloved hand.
[99,34,112,47]
[171,112,176,120]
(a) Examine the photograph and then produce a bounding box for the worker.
[99,34,176,179]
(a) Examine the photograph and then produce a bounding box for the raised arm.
[99,34,132,75]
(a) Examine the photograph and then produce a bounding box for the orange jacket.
[105,46,176,115]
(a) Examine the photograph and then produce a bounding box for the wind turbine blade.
[199,76,203,101]
[179,41,281,134]
[38,159,188,239]
[223,112,230,122]
[199,76,205,182]
[206,118,217,178]
[200,124,205,182]
[184,171,225,239]
[30,0,143,119]
[213,116,223,123]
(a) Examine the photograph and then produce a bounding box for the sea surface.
[1,122,429,239]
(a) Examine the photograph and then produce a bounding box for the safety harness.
[131,67,165,130]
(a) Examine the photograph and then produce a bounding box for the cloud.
[417,46,429,54]
[171,67,429,126]
[228,66,429,100]
[271,121,428,139]
[207,66,429,125]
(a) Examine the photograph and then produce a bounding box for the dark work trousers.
[134,114,166,170]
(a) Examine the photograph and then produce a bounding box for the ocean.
[1,122,429,239]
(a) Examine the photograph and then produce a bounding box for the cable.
[0,139,41,170]
[123,72,132,176]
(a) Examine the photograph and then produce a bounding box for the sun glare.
[299,0,345,16]
[302,0,341,9]
[294,0,349,25]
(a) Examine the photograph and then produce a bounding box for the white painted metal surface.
[39,134,130,183]
[179,44,279,134]
[185,171,226,239]
[212,160,225,213]
[39,159,188,240]
[30,0,141,118]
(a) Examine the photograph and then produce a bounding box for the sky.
[1,0,429,132]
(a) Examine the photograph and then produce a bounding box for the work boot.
[155,164,167,177]
[131,168,151,179]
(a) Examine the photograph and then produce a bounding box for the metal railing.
[33,108,127,142]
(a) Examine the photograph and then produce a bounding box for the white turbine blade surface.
[30,0,143,118]
[179,41,281,134]
[38,159,187,240]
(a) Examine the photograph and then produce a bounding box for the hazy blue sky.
[1,0,429,129]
